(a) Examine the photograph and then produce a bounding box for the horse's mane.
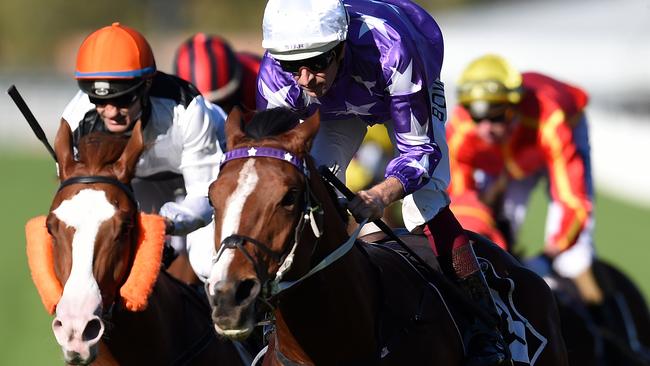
[245,107,350,222]
[244,107,301,140]
[77,132,130,168]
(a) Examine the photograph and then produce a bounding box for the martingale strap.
[220,147,309,176]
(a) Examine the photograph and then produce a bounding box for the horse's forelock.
[77,132,130,168]
[244,108,301,140]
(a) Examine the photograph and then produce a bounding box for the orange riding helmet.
[75,22,157,99]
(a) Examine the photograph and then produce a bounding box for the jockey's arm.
[349,67,442,222]
[159,98,227,236]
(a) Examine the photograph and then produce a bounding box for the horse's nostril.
[82,318,103,342]
[53,319,63,330]
[235,279,258,305]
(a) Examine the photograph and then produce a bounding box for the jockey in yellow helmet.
[447,54,599,303]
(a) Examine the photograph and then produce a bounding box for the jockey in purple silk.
[256,1,510,365]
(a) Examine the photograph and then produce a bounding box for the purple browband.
[220,147,309,176]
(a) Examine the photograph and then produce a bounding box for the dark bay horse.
[25,120,244,365]
[204,107,568,365]
[452,193,650,365]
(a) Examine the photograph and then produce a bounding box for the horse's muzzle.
[207,277,261,340]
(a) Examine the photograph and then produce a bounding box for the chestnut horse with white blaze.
[205,107,569,365]
[25,120,245,365]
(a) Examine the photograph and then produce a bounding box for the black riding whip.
[7,85,58,162]
[318,165,499,327]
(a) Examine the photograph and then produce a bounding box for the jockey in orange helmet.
[447,54,600,303]
[61,23,227,278]
[173,33,261,115]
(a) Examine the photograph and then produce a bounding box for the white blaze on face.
[53,189,116,316]
[208,160,259,292]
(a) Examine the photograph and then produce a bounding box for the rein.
[58,176,138,208]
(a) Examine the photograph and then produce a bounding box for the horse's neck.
[105,273,190,361]
[93,342,120,366]
[273,175,381,362]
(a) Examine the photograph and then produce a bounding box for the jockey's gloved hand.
[347,189,386,223]
[346,177,404,223]
[159,201,204,235]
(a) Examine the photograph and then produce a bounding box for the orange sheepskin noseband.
[25,213,166,314]
[25,216,62,315]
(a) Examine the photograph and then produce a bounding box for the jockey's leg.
[545,202,601,304]
[393,112,510,365]
[423,206,511,366]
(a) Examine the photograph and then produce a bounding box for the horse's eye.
[281,188,300,208]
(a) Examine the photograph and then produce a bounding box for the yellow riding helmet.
[457,54,522,105]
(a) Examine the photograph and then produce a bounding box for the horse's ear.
[225,106,246,150]
[285,110,320,154]
[114,121,144,183]
[54,119,76,181]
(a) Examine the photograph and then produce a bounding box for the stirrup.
[465,324,512,366]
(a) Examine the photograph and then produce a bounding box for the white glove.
[159,196,212,236]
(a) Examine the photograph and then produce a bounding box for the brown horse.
[25,121,245,365]
[452,193,650,365]
[525,256,650,366]
[204,107,568,365]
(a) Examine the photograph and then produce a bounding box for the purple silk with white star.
[256,0,445,194]
[220,147,309,176]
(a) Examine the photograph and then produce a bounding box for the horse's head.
[25,121,165,365]
[205,107,330,340]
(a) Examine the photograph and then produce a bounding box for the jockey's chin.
[301,80,335,98]
[302,86,325,98]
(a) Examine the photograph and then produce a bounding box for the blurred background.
[0,0,648,363]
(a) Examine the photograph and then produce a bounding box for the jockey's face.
[95,99,142,133]
[291,45,344,98]
[90,81,149,134]
[471,103,519,145]
[469,104,519,144]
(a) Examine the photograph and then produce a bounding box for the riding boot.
[453,245,512,366]
[423,206,511,366]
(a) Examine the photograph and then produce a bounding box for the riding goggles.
[278,48,337,75]
[88,85,144,108]
[466,101,512,124]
